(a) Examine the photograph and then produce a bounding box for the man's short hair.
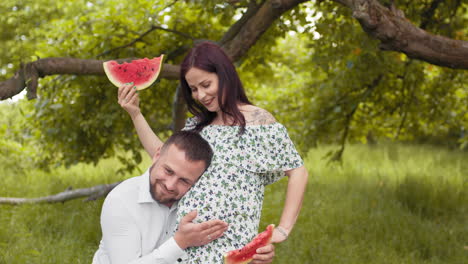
[160,131,213,170]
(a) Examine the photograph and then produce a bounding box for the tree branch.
[222,0,309,61]
[219,0,262,45]
[332,0,468,69]
[3,0,465,103]
[0,58,180,100]
[329,74,382,163]
[150,25,195,40]
[393,59,414,139]
[0,182,121,205]
[97,25,195,58]
[162,0,179,10]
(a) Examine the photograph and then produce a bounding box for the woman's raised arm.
[118,83,163,158]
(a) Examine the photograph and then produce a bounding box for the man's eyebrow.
[163,164,174,172]
[181,177,193,184]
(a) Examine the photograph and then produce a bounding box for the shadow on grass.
[262,172,467,264]
[395,173,467,220]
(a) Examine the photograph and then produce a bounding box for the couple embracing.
[93,42,308,264]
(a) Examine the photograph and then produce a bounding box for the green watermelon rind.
[224,224,275,264]
[103,55,164,90]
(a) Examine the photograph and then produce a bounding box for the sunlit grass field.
[1,144,466,263]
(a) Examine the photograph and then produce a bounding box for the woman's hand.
[118,83,140,119]
[270,227,289,244]
[251,243,275,264]
[117,82,163,157]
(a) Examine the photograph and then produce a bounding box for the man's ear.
[152,146,162,163]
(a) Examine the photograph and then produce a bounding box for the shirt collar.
[137,167,155,204]
[137,166,179,212]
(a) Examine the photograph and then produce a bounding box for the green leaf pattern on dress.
[177,117,303,263]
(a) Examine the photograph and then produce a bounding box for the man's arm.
[100,196,228,264]
[100,196,186,264]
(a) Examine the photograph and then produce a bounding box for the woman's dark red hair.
[180,41,252,132]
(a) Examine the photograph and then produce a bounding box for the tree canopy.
[0,0,466,173]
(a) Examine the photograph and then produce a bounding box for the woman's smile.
[185,67,220,112]
[202,98,214,107]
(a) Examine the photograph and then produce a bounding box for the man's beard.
[149,179,179,205]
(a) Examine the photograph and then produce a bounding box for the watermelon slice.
[103,55,164,90]
[224,224,275,264]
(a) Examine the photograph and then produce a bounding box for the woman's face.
[185,67,220,112]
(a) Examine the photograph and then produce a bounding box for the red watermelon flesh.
[224,224,275,264]
[103,55,164,90]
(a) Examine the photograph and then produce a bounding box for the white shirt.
[93,169,187,264]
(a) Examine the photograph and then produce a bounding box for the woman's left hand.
[251,243,275,264]
[270,228,288,243]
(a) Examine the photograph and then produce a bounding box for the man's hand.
[251,243,275,264]
[174,210,228,249]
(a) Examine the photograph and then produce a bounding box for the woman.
[118,42,308,263]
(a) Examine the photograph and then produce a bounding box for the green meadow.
[1,144,466,264]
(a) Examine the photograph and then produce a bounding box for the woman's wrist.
[276,225,290,239]
[130,111,143,121]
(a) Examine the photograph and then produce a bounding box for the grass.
[1,143,467,263]
[262,144,467,264]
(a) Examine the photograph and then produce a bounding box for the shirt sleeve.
[100,195,186,264]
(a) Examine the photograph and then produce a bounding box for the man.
[93,131,275,264]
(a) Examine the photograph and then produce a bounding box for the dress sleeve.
[181,117,197,131]
[234,123,304,185]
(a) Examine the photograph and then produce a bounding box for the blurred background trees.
[0,0,466,173]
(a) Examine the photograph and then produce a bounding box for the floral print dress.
[178,117,303,263]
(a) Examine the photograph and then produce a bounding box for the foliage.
[0,103,37,172]
[0,0,238,171]
[308,0,467,148]
[247,1,467,153]
[0,0,467,170]
[1,144,466,263]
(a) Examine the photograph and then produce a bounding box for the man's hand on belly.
[174,210,229,249]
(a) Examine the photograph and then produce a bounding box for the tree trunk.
[172,84,187,131]
[222,0,309,61]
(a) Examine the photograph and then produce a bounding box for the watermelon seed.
[151,68,154,71]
